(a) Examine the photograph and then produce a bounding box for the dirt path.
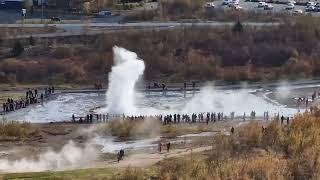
[99,146,212,168]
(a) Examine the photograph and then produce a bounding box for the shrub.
[51,46,73,59]
[29,36,35,46]
[11,41,24,57]
[232,21,243,34]
[107,118,161,139]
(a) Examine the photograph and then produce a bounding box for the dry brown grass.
[0,92,24,104]
[161,123,211,138]
[106,118,161,140]
[105,119,214,139]
[3,110,320,179]
[0,121,40,141]
[114,108,320,179]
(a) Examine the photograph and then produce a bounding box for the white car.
[232,0,240,5]
[258,2,267,7]
[264,4,274,10]
[205,2,215,8]
[223,0,232,5]
[285,3,295,10]
[233,5,243,10]
[293,9,303,14]
[306,1,315,7]
[97,10,111,16]
[287,0,296,4]
[228,1,239,7]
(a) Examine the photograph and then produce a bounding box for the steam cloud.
[0,141,98,172]
[181,85,298,116]
[106,46,145,115]
[275,81,291,99]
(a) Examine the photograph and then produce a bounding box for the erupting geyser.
[106,46,145,115]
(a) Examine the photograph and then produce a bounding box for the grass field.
[1,168,116,180]
[0,166,158,179]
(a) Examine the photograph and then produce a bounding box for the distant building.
[1,0,24,8]
[33,0,73,8]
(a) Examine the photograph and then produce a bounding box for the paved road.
[0,21,280,39]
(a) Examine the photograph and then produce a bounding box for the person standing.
[166,142,171,153]
[158,142,162,153]
[2,103,6,113]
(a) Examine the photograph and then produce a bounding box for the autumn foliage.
[0,17,319,84]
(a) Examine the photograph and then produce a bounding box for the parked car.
[293,9,303,14]
[205,2,215,8]
[305,5,315,11]
[228,2,235,7]
[223,0,232,5]
[97,10,111,17]
[50,17,61,22]
[264,4,273,10]
[230,2,240,8]
[287,0,296,4]
[258,2,267,7]
[306,1,315,7]
[285,3,295,10]
[68,8,78,13]
[314,2,320,11]
[233,5,243,10]
[232,0,240,5]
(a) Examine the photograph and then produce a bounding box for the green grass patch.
[0,166,159,180]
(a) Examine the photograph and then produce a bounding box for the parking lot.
[214,0,320,15]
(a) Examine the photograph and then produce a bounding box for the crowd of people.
[147,81,197,91]
[70,111,284,125]
[158,142,171,153]
[2,86,55,113]
[295,90,320,108]
[161,112,229,125]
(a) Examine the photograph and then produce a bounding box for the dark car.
[51,17,61,22]
[68,8,77,13]
[316,3,320,11]
[305,5,315,12]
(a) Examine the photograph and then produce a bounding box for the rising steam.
[0,141,98,172]
[106,46,145,115]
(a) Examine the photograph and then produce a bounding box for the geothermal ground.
[2,81,319,122]
[0,81,319,173]
[0,47,320,174]
[0,120,246,173]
